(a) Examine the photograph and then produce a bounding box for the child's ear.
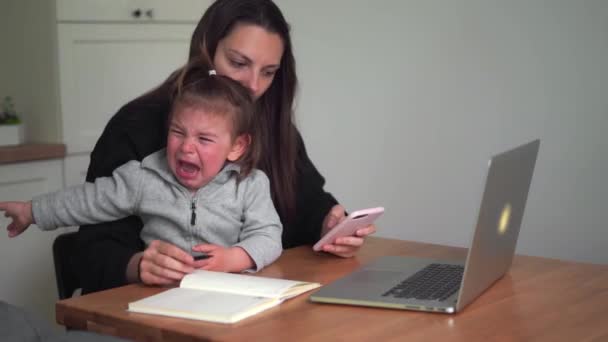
[227,134,250,162]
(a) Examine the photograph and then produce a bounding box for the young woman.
[76,0,376,293]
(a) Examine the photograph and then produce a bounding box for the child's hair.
[170,58,259,178]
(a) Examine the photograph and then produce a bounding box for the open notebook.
[129,270,320,324]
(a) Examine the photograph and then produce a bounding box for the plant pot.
[0,124,24,146]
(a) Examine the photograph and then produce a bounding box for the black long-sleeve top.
[74,90,338,294]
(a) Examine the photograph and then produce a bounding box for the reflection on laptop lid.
[310,139,540,314]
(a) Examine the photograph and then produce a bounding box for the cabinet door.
[57,23,194,154]
[0,160,66,327]
[57,0,213,22]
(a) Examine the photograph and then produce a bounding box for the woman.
[76,0,376,292]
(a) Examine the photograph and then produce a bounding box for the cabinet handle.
[145,9,154,19]
[131,8,142,18]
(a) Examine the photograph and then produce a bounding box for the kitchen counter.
[0,143,66,164]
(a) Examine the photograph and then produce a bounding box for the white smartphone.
[313,207,384,252]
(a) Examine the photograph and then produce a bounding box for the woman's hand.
[320,204,376,258]
[136,240,195,286]
[191,244,254,273]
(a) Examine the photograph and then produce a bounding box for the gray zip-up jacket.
[32,149,282,271]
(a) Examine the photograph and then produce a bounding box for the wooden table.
[56,237,608,341]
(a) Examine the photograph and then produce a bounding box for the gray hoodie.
[32,149,282,271]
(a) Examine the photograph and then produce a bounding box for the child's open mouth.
[177,160,200,179]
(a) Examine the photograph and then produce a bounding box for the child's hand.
[0,201,34,237]
[191,244,254,273]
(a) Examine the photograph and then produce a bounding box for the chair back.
[52,232,81,299]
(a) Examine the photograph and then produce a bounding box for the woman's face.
[213,23,284,100]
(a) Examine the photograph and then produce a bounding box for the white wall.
[283,0,608,264]
[0,0,61,143]
[0,2,19,101]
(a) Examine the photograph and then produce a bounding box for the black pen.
[192,252,210,261]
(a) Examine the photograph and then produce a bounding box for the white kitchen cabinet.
[0,159,66,327]
[56,0,213,181]
[57,23,194,155]
[56,0,211,22]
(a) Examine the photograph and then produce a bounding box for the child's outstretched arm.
[0,201,34,237]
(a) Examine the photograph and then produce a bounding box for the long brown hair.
[190,0,298,223]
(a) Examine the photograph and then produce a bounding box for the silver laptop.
[310,139,540,314]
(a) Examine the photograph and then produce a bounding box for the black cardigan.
[75,91,338,294]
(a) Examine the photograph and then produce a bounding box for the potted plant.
[0,96,24,146]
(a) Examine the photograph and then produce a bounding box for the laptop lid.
[455,139,540,310]
[309,139,540,313]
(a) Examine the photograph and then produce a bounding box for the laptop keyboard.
[382,263,464,302]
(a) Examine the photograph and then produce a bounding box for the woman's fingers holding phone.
[322,238,361,257]
[322,205,346,235]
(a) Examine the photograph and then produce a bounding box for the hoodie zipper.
[190,199,197,226]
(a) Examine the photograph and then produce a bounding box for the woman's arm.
[284,129,339,248]
[289,129,376,257]
[76,217,145,293]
